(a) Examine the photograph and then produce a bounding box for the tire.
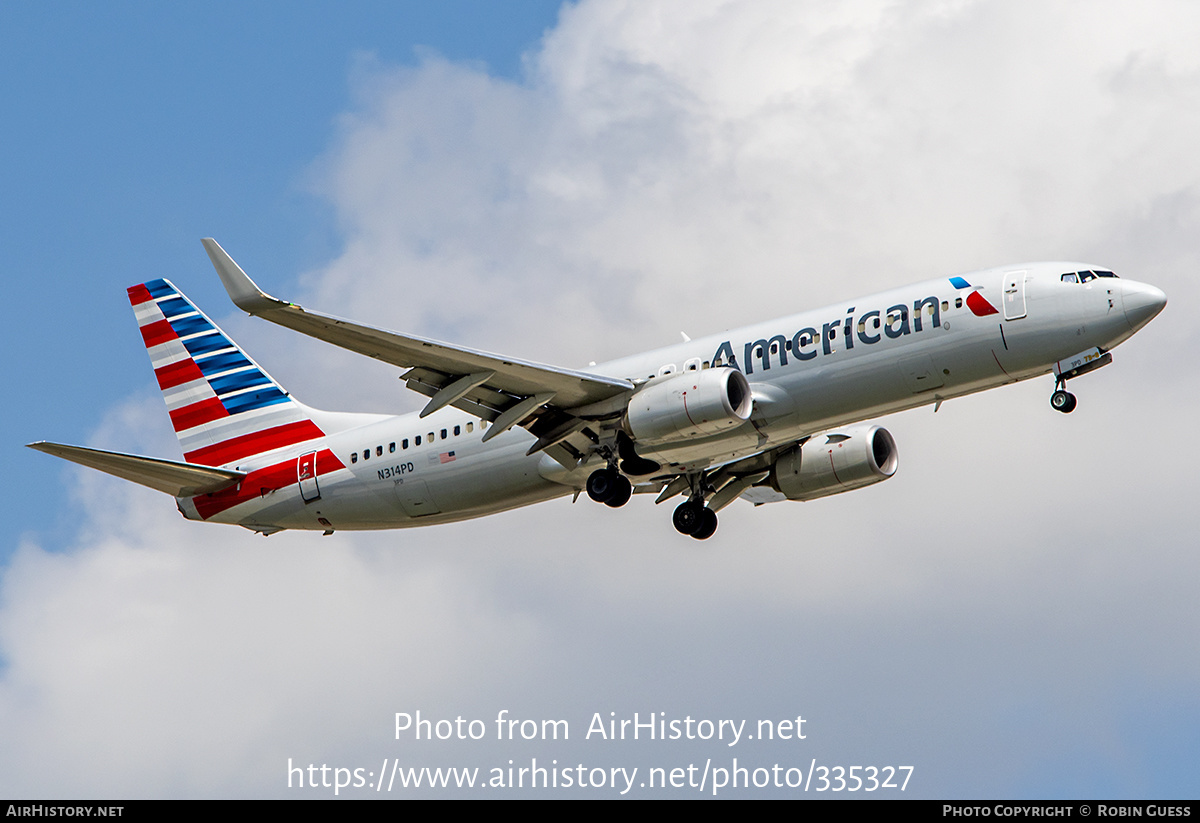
[690,507,718,540]
[1051,390,1077,413]
[586,468,616,503]
[673,501,703,535]
[604,475,633,508]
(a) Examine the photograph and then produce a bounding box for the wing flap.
[28,442,245,497]
[403,367,518,415]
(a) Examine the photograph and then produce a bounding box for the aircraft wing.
[27,442,245,497]
[203,240,633,459]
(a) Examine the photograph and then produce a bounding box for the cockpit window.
[1062,270,1118,283]
[1065,272,1118,285]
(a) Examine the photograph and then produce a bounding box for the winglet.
[201,238,287,315]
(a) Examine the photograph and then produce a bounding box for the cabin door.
[1003,271,1027,320]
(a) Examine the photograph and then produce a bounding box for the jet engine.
[769,424,898,501]
[626,367,753,445]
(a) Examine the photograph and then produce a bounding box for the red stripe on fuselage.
[169,397,228,432]
[155,358,206,390]
[127,284,153,305]
[139,318,176,348]
[192,448,345,519]
[184,419,325,467]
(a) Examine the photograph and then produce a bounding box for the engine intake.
[770,425,898,501]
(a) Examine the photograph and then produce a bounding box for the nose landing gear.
[1050,378,1077,414]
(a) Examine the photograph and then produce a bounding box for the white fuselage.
[180,262,1162,532]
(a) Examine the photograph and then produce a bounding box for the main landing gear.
[585,465,719,540]
[672,499,718,541]
[586,467,632,508]
[1050,379,1077,414]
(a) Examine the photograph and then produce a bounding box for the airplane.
[29,240,1166,539]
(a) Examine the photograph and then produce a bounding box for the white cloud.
[5,0,1200,797]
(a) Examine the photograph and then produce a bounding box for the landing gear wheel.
[1050,390,1077,414]
[586,468,619,503]
[673,500,704,535]
[690,507,718,540]
[603,474,633,508]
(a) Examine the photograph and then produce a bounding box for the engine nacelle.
[770,424,898,501]
[626,367,753,445]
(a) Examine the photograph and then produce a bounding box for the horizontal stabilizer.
[27,442,245,497]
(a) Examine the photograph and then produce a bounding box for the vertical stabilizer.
[128,279,326,467]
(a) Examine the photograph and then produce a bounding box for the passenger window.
[428,432,435,442]
[351,453,357,464]
[454,425,461,436]
[402,439,409,449]
[376,446,383,457]
[481,421,487,430]
[941,301,949,312]
[441,429,447,439]
[363,450,369,460]
[466,422,473,433]
[955,298,963,308]
[389,442,395,453]
[415,435,422,446]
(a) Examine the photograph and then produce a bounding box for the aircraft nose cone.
[1122,281,1167,332]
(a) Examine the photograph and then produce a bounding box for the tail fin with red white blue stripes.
[127,278,327,468]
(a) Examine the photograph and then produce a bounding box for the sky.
[3,0,1199,799]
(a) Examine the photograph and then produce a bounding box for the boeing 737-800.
[30,240,1166,539]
